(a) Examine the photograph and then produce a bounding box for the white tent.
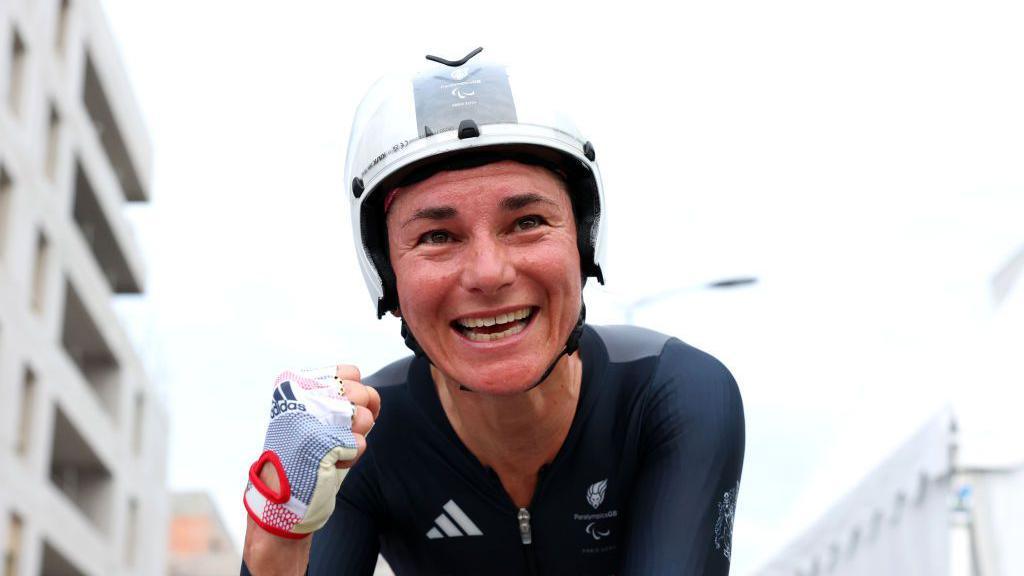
[756,249,1024,576]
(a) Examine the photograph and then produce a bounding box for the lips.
[451,307,536,342]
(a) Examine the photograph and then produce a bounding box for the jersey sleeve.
[620,338,746,575]
[307,448,385,575]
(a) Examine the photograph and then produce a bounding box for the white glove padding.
[244,367,358,539]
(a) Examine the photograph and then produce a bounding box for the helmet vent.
[458,119,480,139]
[584,141,596,162]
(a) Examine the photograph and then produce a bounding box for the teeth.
[457,307,532,329]
[465,322,526,342]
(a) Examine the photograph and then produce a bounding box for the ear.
[391,308,402,318]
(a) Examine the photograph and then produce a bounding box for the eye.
[515,215,547,231]
[418,230,453,245]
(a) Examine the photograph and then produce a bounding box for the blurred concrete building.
[168,492,240,576]
[0,0,168,575]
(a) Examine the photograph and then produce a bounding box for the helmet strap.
[401,318,425,357]
[401,303,586,393]
[515,302,586,393]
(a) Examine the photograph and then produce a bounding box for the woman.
[242,49,744,575]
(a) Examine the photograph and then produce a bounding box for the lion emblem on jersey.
[586,479,608,509]
[714,482,739,560]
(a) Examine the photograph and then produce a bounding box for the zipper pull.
[518,508,533,545]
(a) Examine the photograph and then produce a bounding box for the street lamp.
[622,276,758,325]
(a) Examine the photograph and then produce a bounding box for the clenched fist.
[244,365,380,539]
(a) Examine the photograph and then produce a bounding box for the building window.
[2,510,22,573]
[3,513,23,576]
[124,498,139,567]
[49,406,113,533]
[0,165,11,258]
[82,53,144,200]
[72,161,139,293]
[132,391,144,456]
[15,366,36,458]
[56,0,72,56]
[7,28,27,118]
[40,540,86,576]
[61,279,121,419]
[46,103,62,181]
[31,231,50,314]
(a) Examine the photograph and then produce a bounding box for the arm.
[240,464,382,576]
[620,341,746,575]
[306,488,381,575]
[241,464,313,575]
[241,366,381,575]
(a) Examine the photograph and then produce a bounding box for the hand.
[244,365,380,539]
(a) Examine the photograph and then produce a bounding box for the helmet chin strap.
[401,303,587,393]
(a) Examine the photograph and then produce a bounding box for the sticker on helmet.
[413,64,517,138]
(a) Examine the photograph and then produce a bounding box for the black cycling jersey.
[242,325,744,575]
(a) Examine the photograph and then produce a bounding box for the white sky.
[99,1,1024,573]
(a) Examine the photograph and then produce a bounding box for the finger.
[351,405,375,436]
[335,364,361,382]
[342,381,380,418]
[365,385,381,420]
[336,433,367,469]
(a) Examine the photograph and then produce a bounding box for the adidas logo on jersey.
[425,500,483,540]
[270,381,306,418]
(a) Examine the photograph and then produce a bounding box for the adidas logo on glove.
[270,381,307,418]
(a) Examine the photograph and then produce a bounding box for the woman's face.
[386,160,581,394]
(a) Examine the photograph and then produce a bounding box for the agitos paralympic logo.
[270,380,307,418]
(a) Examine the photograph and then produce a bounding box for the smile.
[452,307,535,342]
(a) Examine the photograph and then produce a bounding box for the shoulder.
[589,324,674,363]
[587,324,743,446]
[359,355,431,435]
[588,324,736,393]
[364,355,415,390]
[654,336,741,429]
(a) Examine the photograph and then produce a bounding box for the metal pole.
[622,276,757,325]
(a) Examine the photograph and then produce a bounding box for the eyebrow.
[401,206,457,228]
[400,193,559,228]
[500,193,558,211]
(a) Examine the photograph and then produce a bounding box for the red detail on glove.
[249,450,291,504]
[243,494,310,540]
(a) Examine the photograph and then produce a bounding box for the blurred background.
[1,0,1022,574]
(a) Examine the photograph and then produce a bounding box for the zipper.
[518,507,539,575]
[518,508,533,545]
[517,464,551,573]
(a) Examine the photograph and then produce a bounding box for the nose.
[460,235,516,295]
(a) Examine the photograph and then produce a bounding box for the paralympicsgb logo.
[270,380,307,419]
[586,479,607,509]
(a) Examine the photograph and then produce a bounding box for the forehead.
[386,160,570,217]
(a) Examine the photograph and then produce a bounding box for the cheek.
[521,239,580,288]
[394,260,456,317]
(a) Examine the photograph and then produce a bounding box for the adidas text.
[270,400,307,418]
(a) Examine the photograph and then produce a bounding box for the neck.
[432,352,583,477]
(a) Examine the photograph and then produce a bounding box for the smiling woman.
[387,162,582,395]
[241,49,745,576]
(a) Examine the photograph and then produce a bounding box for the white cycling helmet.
[345,48,606,318]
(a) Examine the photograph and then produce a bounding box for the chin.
[459,378,537,396]
[446,360,550,396]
